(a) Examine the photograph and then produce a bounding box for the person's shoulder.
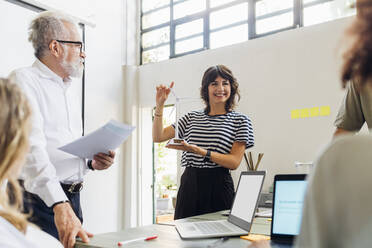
[324,135,372,155]
[0,215,20,233]
[0,216,13,233]
[228,110,247,117]
[187,110,205,118]
[0,216,30,247]
[10,65,40,87]
[228,111,251,121]
[10,64,37,78]
[315,135,372,173]
[189,109,204,114]
[26,225,63,248]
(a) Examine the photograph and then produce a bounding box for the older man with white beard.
[9,11,115,248]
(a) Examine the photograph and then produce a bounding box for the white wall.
[34,0,96,23]
[138,17,353,191]
[81,0,126,234]
[0,1,36,77]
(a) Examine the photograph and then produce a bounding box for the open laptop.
[270,174,307,246]
[175,171,265,239]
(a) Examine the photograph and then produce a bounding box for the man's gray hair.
[28,11,77,59]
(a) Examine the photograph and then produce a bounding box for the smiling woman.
[200,65,240,115]
[152,65,254,219]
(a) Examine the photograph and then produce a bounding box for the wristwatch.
[87,160,95,171]
[205,150,211,160]
[51,200,70,209]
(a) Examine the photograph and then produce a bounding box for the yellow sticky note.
[320,106,331,116]
[291,109,300,119]
[300,108,310,118]
[240,234,270,241]
[310,107,319,117]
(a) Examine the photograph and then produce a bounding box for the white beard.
[61,55,84,78]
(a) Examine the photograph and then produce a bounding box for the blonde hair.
[0,78,31,233]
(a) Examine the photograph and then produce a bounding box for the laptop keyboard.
[194,222,234,234]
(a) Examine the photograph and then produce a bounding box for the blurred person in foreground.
[0,77,62,247]
[251,2,372,248]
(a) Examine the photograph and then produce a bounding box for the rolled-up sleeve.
[10,71,67,207]
[235,115,254,149]
[334,81,365,131]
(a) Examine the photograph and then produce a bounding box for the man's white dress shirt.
[0,216,63,248]
[10,59,89,207]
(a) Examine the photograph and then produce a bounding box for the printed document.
[59,120,135,159]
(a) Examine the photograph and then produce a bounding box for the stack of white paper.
[59,120,135,159]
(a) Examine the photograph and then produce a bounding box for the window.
[255,0,294,35]
[303,0,356,27]
[142,0,169,13]
[210,24,248,49]
[142,27,169,48]
[173,0,206,19]
[175,35,204,54]
[142,45,170,64]
[209,3,248,30]
[141,0,356,64]
[175,18,204,55]
[142,7,170,29]
[175,19,203,39]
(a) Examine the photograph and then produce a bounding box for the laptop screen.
[230,172,265,224]
[272,178,307,236]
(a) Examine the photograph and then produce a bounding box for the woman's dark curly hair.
[200,65,240,114]
[342,0,372,89]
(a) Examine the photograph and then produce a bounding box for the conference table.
[75,211,271,248]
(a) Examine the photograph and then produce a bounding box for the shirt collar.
[33,59,72,88]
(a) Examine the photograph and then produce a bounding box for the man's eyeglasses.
[56,40,85,53]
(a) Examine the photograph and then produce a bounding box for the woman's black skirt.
[174,166,234,220]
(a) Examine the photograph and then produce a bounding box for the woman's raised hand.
[156,82,174,107]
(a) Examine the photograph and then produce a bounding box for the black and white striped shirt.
[173,110,254,168]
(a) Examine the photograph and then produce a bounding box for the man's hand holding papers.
[92,150,116,170]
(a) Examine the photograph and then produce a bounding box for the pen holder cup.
[244,152,264,171]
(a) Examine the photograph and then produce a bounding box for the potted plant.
[156,174,177,210]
